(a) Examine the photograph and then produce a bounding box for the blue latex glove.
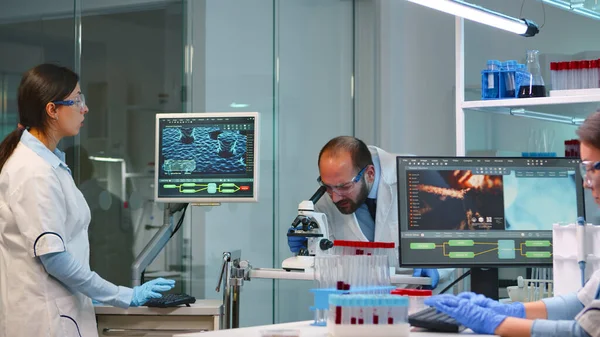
[457,292,526,318]
[412,268,440,289]
[287,228,307,253]
[425,296,507,334]
[130,278,176,307]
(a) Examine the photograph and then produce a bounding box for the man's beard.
[334,180,370,214]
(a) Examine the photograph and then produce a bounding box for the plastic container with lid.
[558,61,569,90]
[580,60,590,89]
[550,62,558,90]
[590,60,599,89]
[569,60,580,90]
[481,60,501,99]
[391,289,432,315]
[501,60,518,98]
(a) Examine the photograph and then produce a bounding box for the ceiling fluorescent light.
[406,0,540,37]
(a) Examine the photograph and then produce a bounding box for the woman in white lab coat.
[426,110,600,337]
[0,64,174,337]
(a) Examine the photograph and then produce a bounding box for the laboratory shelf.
[461,95,600,125]
[462,94,600,110]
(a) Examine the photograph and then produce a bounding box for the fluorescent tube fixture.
[406,0,540,37]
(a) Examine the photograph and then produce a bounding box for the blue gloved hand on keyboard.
[287,228,307,253]
[457,292,526,318]
[413,268,440,289]
[425,296,507,335]
[130,278,176,307]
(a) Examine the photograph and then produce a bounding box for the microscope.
[282,186,334,271]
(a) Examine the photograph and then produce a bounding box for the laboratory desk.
[95,300,222,336]
[173,320,495,337]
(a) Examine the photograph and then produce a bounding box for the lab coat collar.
[367,151,381,199]
[20,130,68,170]
[368,146,397,187]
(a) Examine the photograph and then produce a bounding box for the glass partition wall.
[0,0,355,326]
[187,0,355,325]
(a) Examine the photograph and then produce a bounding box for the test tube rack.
[326,294,410,337]
[309,286,395,326]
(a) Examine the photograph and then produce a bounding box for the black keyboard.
[144,293,196,308]
[409,307,465,333]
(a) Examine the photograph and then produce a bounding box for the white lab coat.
[0,141,97,337]
[315,146,400,263]
[576,269,600,337]
[576,299,600,337]
[578,269,600,307]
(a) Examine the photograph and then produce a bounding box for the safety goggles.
[580,160,600,188]
[53,93,86,110]
[317,165,368,195]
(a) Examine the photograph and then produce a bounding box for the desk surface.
[174,320,493,337]
[95,299,222,316]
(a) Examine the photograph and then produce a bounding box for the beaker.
[518,50,547,98]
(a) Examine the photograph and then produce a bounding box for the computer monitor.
[397,156,585,297]
[154,112,259,203]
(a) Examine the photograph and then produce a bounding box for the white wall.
[375,0,456,156]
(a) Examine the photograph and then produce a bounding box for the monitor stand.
[470,267,499,300]
[131,203,187,286]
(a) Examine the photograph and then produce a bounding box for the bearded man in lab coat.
[288,136,446,289]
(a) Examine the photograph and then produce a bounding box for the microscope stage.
[281,256,315,271]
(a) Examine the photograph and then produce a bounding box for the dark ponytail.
[0,64,78,173]
[0,129,25,171]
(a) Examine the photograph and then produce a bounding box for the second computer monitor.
[397,156,585,267]
[154,112,259,203]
